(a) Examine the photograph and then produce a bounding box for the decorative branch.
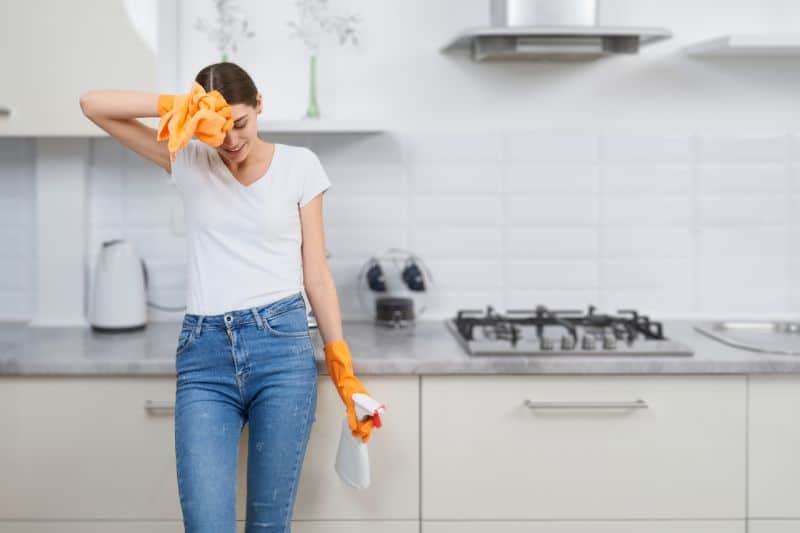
[195,0,256,62]
[287,0,361,54]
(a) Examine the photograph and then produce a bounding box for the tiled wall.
[317,129,799,319]
[1,130,798,321]
[0,139,36,321]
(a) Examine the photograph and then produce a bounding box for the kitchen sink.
[694,321,800,355]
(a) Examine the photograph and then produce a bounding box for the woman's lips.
[224,142,245,154]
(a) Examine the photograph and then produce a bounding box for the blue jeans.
[173,291,318,533]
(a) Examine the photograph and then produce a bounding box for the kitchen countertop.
[0,319,798,376]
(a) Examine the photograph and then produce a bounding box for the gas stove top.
[445,304,693,356]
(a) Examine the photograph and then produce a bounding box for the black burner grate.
[455,304,667,347]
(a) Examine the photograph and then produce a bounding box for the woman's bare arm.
[79,90,172,174]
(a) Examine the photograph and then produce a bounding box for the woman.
[80,62,376,533]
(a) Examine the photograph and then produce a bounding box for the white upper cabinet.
[0,0,157,136]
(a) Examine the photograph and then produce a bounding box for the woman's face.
[218,94,262,163]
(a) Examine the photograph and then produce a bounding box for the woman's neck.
[225,138,273,173]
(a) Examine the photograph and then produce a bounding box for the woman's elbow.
[79,91,95,116]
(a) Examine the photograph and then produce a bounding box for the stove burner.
[456,304,664,347]
[449,303,692,356]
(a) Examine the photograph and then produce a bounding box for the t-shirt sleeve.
[298,149,331,208]
[167,141,197,190]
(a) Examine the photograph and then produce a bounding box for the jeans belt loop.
[194,316,204,337]
[250,307,265,330]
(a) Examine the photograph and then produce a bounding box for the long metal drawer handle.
[524,398,648,409]
[144,400,175,414]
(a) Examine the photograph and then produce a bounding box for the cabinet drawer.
[292,376,419,520]
[0,377,181,520]
[0,521,419,533]
[422,520,744,533]
[749,375,800,518]
[0,523,183,533]
[422,375,746,520]
[293,521,418,533]
[0,375,418,522]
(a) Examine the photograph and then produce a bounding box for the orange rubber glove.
[323,339,376,443]
[156,81,234,162]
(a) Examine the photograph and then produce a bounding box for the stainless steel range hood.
[441,0,671,61]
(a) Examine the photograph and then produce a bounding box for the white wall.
[0,140,36,321]
[1,0,799,321]
[177,0,800,129]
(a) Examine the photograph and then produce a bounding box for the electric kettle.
[88,239,147,332]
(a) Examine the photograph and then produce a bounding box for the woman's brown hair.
[195,62,258,107]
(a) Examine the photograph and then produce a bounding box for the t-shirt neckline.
[215,142,280,189]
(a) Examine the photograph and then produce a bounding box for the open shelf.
[256,119,386,133]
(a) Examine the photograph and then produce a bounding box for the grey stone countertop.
[0,319,799,376]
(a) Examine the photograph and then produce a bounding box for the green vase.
[305,52,320,119]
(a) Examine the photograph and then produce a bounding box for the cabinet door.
[0,523,182,533]
[0,375,418,522]
[0,520,419,533]
[292,522,418,533]
[422,521,744,533]
[0,0,156,136]
[749,375,800,518]
[290,375,419,520]
[0,377,181,520]
[422,375,746,520]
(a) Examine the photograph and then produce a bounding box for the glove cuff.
[157,93,175,117]
[324,339,352,380]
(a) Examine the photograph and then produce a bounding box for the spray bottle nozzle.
[352,392,386,428]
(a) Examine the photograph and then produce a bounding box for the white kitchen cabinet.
[292,375,419,521]
[422,521,745,533]
[748,521,800,533]
[0,374,417,523]
[0,524,182,533]
[421,375,746,520]
[292,522,418,533]
[0,377,181,520]
[0,520,419,533]
[748,375,800,519]
[0,0,156,136]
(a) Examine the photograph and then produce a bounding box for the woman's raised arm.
[79,90,172,174]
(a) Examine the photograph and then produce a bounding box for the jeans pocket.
[263,305,310,338]
[175,325,195,356]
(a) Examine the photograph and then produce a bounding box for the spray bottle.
[334,392,386,489]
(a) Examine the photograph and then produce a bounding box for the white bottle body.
[333,393,386,490]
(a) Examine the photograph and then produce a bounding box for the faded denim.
[173,291,317,532]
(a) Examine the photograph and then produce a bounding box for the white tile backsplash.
[506,164,598,194]
[3,129,800,321]
[505,261,598,290]
[696,194,788,226]
[506,195,598,226]
[0,138,35,320]
[506,131,600,163]
[697,133,789,164]
[601,133,693,163]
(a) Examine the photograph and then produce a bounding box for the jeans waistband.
[181,291,305,333]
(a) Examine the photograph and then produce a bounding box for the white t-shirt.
[168,140,331,315]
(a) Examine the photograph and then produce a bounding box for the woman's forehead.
[230,105,252,121]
